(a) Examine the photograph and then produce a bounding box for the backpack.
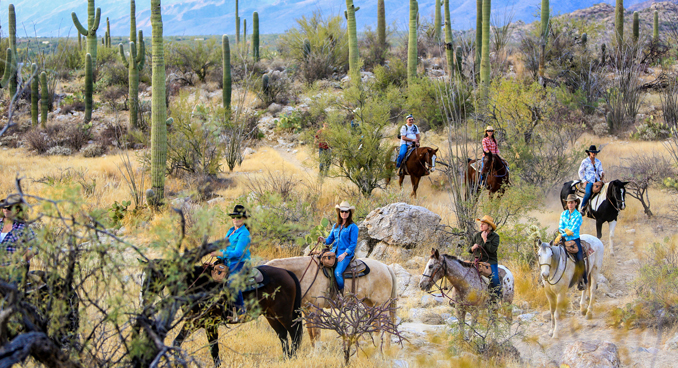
[397,124,418,139]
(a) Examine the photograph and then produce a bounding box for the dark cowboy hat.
[228,204,248,218]
[0,194,23,209]
[585,145,601,154]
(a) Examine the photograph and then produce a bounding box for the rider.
[396,114,420,173]
[1,195,36,279]
[469,215,502,302]
[559,194,587,290]
[211,204,251,321]
[578,145,605,212]
[480,126,501,188]
[318,201,359,295]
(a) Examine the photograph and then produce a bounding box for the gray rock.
[243,147,256,156]
[362,203,442,248]
[389,263,412,297]
[355,240,370,258]
[420,294,436,307]
[625,229,636,234]
[405,256,425,270]
[561,341,620,368]
[207,197,225,205]
[518,313,536,322]
[665,333,678,350]
[392,359,409,368]
[267,103,282,114]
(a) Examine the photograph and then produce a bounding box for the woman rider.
[318,201,359,295]
[480,126,501,187]
[1,194,36,276]
[469,215,501,302]
[559,194,587,290]
[211,205,251,320]
[578,145,605,212]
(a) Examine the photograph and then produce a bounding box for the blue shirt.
[325,223,359,258]
[559,209,583,241]
[218,226,251,273]
[578,157,604,183]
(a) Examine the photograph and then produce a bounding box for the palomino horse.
[560,179,628,255]
[536,234,604,339]
[137,260,303,366]
[419,249,515,337]
[266,256,397,343]
[388,146,438,198]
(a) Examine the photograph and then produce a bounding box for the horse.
[138,260,303,366]
[560,179,628,255]
[387,146,438,199]
[419,249,515,337]
[265,256,397,344]
[535,234,604,339]
[465,152,509,199]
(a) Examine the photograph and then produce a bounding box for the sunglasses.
[487,130,494,132]
[230,215,244,219]
[340,210,350,213]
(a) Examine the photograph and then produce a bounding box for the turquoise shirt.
[559,209,583,241]
[218,226,251,273]
[325,223,359,258]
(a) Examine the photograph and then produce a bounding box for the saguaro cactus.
[40,72,48,127]
[479,0,491,101]
[5,4,18,99]
[408,0,418,85]
[378,0,386,48]
[633,11,639,44]
[222,35,231,114]
[541,0,549,41]
[601,43,607,64]
[434,0,442,42]
[346,0,360,81]
[582,33,588,48]
[72,0,101,66]
[120,0,145,130]
[456,46,463,75]
[252,12,260,62]
[243,18,247,55]
[31,64,38,126]
[444,0,454,76]
[78,33,83,50]
[475,0,482,73]
[85,53,93,123]
[235,0,240,45]
[303,38,311,59]
[615,0,624,48]
[148,0,171,206]
[653,10,659,43]
[106,17,111,47]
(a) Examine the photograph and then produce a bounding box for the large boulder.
[361,203,442,249]
[561,341,620,368]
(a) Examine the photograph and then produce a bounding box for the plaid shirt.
[559,209,582,241]
[482,137,500,155]
[0,218,35,256]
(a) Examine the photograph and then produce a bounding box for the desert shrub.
[166,38,219,85]
[95,45,119,67]
[604,66,643,136]
[406,78,445,130]
[274,111,304,133]
[359,25,389,70]
[45,145,72,156]
[661,79,678,129]
[254,70,291,106]
[48,123,92,151]
[60,94,86,114]
[24,129,52,154]
[80,143,105,158]
[101,85,127,104]
[632,115,671,140]
[96,61,129,91]
[373,58,408,91]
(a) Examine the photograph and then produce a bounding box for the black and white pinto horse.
[560,179,629,255]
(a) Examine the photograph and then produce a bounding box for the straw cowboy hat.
[585,145,601,154]
[565,194,581,205]
[335,201,355,214]
[476,215,497,231]
[485,126,495,132]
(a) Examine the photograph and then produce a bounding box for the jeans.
[319,147,330,175]
[489,263,502,300]
[396,144,409,168]
[581,182,594,209]
[227,263,248,313]
[574,238,588,284]
[334,256,352,290]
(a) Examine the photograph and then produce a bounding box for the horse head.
[419,147,438,173]
[419,248,444,291]
[536,241,555,280]
[608,180,629,211]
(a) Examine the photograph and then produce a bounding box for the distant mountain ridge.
[3,0,666,37]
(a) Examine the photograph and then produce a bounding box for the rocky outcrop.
[561,341,620,368]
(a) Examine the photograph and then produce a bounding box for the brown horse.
[466,152,509,198]
[387,146,439,198]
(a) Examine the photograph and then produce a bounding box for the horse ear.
[434,249,440,259]
[622,181,630,187]
[430,248,436,257]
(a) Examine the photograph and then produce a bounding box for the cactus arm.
[137,37,145,70]
[72,13,89,35]
[0,49,12,88]
[92,7,101,32]
[119,43,129,68]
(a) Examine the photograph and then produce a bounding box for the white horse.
[536,234,604,338]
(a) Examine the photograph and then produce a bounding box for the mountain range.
[4,0,673,38]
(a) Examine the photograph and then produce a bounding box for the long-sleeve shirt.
[482,137,500,155]
[0,219,36,266]
[217,226,251,273]
[325,223,359,259]
[578,157,604,183]
[468,231,500,264]
[559,209,583,241]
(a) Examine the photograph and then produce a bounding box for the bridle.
[417,148,436,174]
[485,155,508,179]
[606,182,625,212]
[538,244,566,286]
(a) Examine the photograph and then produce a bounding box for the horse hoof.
[581,309,587,316]
[586,312,593,320]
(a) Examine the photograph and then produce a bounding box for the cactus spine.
[378,0,386,48]
[479,0,491,101]
[120,0,145,130]
[149,0,170,206]
[4,4,18,99]
[434,0,442,42]
[346,0,360,81]
[615,0,624,48]
[235,0,240,45]
[252,12,260,62]
[72,0,101,67]
[653,10,659,43]
[408,0,418,85]
[456,46,463,75]
[222,35,231,114]
[40,72,48,127]
[444,0,454,76]
[633,11,639,44]
[85,53,93,123]
[31,64,38,126]
[475,0,482,73]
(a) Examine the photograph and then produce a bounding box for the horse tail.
[388,266,398,323]
[287,270,303,353]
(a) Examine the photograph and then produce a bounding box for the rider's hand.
[210,250,223,258]
[338,253,346,262]
[565,229,574,237]
[471,244,479,251]
[317,236,325,244]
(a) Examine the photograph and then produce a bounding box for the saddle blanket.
[322,259,371,279]
[241,266,269,293]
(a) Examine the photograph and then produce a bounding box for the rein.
[299,240,323,300]
[422,255,488,307]
[540,245,566,285]
[188,256,217,290]
[606,183,623,212]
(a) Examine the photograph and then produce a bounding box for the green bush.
[166,38,219,85]
[632,115,671,140]
[373,58,407,92]
[405,78,446,130]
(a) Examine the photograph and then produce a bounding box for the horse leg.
[398,173,404,189]
[410,176,420,198]
[456,308,466,339]
[608,220,617,256]
[545,290,556,336]
[552,291,564,339]
[266,317,291,357]
[585,271,597,320]
[205,324,220,367]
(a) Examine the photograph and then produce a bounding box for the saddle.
[458,259,506,284]
[399,146,417,175]
[320,258,371,279]
[564,239,595,259]
[573,180,604,197]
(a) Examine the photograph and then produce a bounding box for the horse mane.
[442,254,473,268]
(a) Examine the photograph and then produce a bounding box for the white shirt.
[578,157,604,183]
[400,124,419,146]
[0,233,7,242]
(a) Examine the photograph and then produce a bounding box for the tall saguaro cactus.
[85,53,93,123]
[632,11,639,44]
[653,10,659,43]
[444,0,454,76]
[615,0,624,48]
[72,0,101,67]
[223,35,232,114]
[235,0,240,45]
[40,72,48,127]
[541,0,549,41]
[148,0,171,207]
[4,4,18,99]
[106,17,111,47]
[479,0,491,101]
[120,0,145,130]
[31,64,38,126]
[377,0,386,48]
[475,0,483,74]
[408,0,418,85]
[456,46,463,75]
[252,12,260,62]
[434,0,442,42]
[346,0,360,81]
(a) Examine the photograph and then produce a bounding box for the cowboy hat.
[0,194,23,209]
[585,145,600,154]
[335,201,356,214]
[476,215,497,231]
[485,126,495,132]
[228,204,248,218]
[565,194,580,204]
